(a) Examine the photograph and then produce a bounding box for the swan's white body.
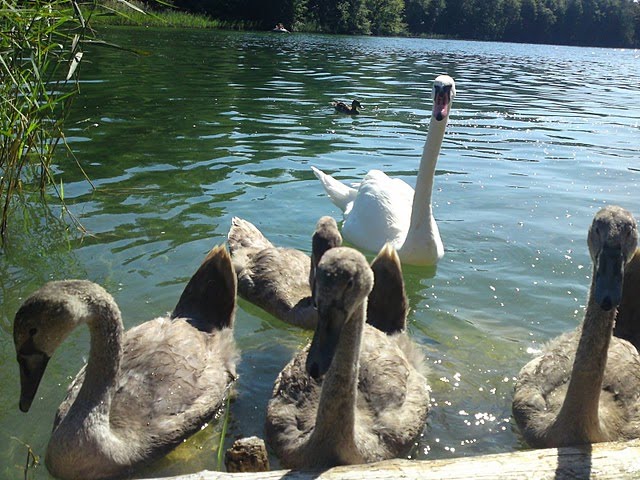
[311,75,455,266]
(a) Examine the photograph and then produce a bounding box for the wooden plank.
[153,439,640,480]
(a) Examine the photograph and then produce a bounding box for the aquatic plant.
[94,1,259,29]
[0,0,91,245]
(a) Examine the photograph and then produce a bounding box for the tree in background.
[163,0,640,47]
[635,0,640,46]
[367,0,405,35]
[404,0,430,33]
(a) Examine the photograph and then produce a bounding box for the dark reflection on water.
[1,28,639,478]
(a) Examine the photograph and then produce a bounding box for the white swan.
[311,74,456,266]
[13,245,238,480]
[265,246,429,468]
[512,206,640,448]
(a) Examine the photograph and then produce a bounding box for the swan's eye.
[346,279,354,290]
[627,226,636,239]
[29,328,37,337]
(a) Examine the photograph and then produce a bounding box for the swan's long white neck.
[310,301,366,464]
[399,115,447,263]
[413,116,447,211]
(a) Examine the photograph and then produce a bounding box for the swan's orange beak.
[432,85,453,121]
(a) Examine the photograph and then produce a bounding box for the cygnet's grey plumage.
[310,216,344,294]
[228,216,341,329]
[513,205,640,448]
[14,245,238,480]
[614,247,640,350]
[367,244,409,334]
[228,217,409,333]
[266,246,429,469]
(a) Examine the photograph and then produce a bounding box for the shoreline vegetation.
[0,0,91,246]
[93,1,260,30]
[95,0,640,49]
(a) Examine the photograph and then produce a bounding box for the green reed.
[93,0,259,30]
[8,437,39,480]
[215,392,232,469]
[0,0,91,245]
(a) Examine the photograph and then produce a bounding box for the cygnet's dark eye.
[627,225,636,239]
[346,279,354,290]
[29,328,37,337]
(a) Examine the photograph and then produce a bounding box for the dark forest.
[168,0,640,47]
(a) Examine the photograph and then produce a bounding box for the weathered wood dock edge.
[155,439,640,480]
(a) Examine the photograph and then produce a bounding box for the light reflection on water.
[0,28,639,478]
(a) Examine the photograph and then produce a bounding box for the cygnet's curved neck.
[66,293,124,423]
[310,301,366,463]
[401,116,447,255]
[47,288,125,477]
[554,277,615,443]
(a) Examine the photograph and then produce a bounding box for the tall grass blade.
[118,0,147,15]
[66,51,83,80]
[216,394,232,469]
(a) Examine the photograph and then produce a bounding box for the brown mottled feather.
[17,245,238,479]
[228,218,409,334]
[266,248,429,469]
[513,206,640,448]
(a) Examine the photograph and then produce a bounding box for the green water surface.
[1,28,639,479]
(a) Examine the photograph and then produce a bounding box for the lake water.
[1,28,639,479]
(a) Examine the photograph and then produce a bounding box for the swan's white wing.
[342,170,414,253]
[311,166,358,213]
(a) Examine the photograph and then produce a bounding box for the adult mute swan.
[265,246,429,468]
[512,206,640,448]
[14,245,238,480]
[228,217,408,333]
[311,74,456,266]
